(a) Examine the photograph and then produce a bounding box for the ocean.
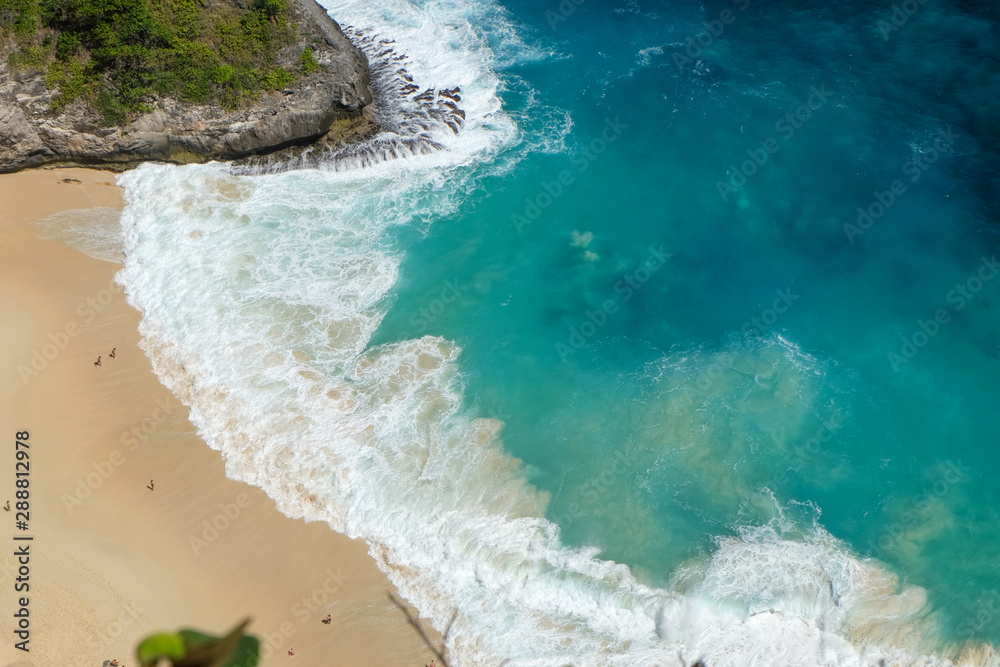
[111,0,1000,664]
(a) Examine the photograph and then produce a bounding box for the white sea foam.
[113,2,993,666]
[31,207,123,263]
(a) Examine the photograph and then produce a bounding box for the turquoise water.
[375,0,1000,650]
[116,0,1000,664]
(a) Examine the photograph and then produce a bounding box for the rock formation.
[0,0,375,172]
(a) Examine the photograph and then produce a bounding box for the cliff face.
[0,0,374,172]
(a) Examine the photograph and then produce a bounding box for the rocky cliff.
[0,0,375,172]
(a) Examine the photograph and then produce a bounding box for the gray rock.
[0,0,375,172]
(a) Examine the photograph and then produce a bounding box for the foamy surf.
[116,169,988,666]
[112,1,997,666]
[31,207,123,263]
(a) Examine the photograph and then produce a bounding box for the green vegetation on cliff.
[0,0,323,125]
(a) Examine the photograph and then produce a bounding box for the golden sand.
[0,168,436,667]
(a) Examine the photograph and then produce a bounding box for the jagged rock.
[0,0,375,172]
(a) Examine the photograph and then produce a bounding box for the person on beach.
[288,648,295,656]
[94,356,101,367]
[109,661,119,666]
[322,614,331,624]
[3,501,9,511]
[109,347,116,359]
[147,480,154,491]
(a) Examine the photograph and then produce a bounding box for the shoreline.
[0,167,436,666]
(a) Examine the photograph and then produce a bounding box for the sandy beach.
[0,168,438,667]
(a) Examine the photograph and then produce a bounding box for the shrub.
[0,0,40,35]
[299,46,317,75]
[254,0,284,18]
[1,0,300,125]
[7,43,46,68]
